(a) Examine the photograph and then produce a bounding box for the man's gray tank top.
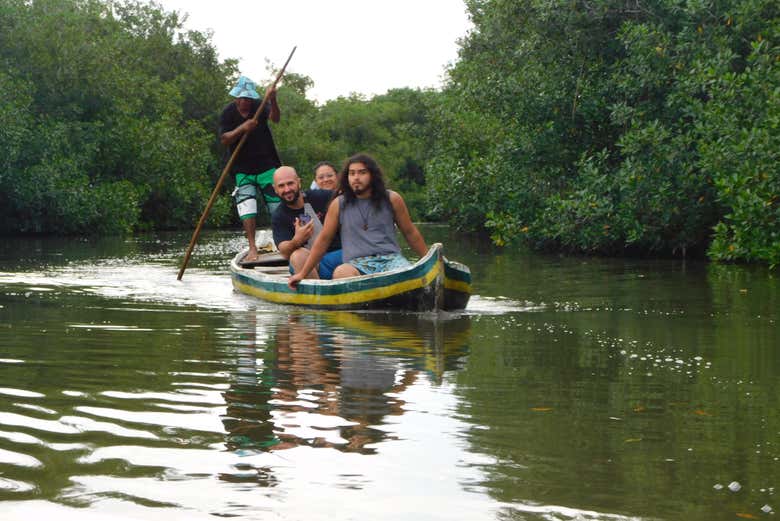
[339,194,400,262]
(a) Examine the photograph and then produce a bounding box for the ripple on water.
[68,324,156,332]
[12,404,57,415]
[0,448,43,468]
[0,412,79,435]
[499,501,642,521]
[465,295,545,314]
[1,232,776,521]
[0,264,244,312]
[100,390,224,405]
[0,430,41,445]
[0,388,45,398]
[74,406,224,435]
[1,499,220,520]
[0,477,37,493]
[0,411,160,441]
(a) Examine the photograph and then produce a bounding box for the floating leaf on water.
[694,409,711,416]
[624,438,642,443]
[736,513,758,519]
[530,407,552,412]
[633,406,646,413]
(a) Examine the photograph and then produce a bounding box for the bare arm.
[390,191,428,258]
[220,89,277,146]
[220,119,257,146]
[288,199,341,289]
[277,219,314,258]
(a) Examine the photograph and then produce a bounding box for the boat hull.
[443,258,471,311]
[230,243,470,311]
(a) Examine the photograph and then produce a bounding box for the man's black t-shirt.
[272,190,342,251]
[219,100,281,175]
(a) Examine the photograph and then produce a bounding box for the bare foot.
[243,248,259,263]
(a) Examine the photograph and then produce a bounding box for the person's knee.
[289,248,309,267]
[333,263,360,279]
[290,249,319,278]
[234,185,258,219]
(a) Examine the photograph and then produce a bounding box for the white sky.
[151,0,472,103]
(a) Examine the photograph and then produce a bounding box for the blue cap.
[229,76,260,99]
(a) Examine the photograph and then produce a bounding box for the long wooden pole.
[177,46,296,280]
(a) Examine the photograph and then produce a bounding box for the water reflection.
[2,228,778,520]
[221,312,471,455]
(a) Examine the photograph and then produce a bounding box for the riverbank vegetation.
[430,0,779,266]
[0,0,777,265]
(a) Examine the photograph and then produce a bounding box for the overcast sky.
[151,0,473,103]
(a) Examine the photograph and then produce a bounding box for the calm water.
[0,226,777,520]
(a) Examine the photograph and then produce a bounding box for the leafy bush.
[427,0,779,265]
[0,0,233,235]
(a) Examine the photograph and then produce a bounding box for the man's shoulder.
[271,204,290,225]
[220,102,236,117]
[387,190,403,204]
[272,202,294,216]
[219,102,238,128]
[305,189,334,206]
[305,188,333,197]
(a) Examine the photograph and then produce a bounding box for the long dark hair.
[339,153,389,208]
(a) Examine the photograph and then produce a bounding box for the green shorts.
[233,168,280,219]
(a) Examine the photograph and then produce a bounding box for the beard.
[281,189,300,204]
[351,183,368,196]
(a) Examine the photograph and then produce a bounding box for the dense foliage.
[2,0,777,265]
[272,76,437,218]
[0,0,236,234]
[427,0,779,265]
[0,0,435,232]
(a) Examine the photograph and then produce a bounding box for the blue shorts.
[289,249,342,280]
[349,253,411,275]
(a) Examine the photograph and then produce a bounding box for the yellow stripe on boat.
[233,259,442,306]
[444,278,471,293]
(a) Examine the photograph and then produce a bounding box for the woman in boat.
[309,161,340,190]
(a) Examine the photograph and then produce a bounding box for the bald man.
[270,166,342,279]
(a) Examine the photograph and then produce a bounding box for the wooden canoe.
[230,242,471,311]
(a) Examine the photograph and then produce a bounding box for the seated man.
[271,166,342,279]
[288,154,428,290]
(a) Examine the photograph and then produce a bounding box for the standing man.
[271,166,342,280]
[219,75,281,262]
[288,153,427,289]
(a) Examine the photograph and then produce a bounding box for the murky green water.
[0,227,777,520]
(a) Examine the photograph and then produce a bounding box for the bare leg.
[332,263,361,279]
[242,217,258,261]
[290,248,320,279]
